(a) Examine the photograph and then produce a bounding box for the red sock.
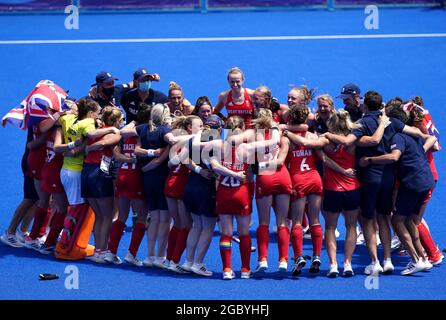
[29,207,48,240]
[108,220,126,254]
[239,234,251,271]
[167,226,180,261]
[291,224,303,259]
[44,211,65,246]
[302,211,309,229]
[38,208,52,237]
[310,224,323,256]
[417,223,437,257]
[128,222,146,257]
[171,228,189,263]
[277,226,290,262]
[219,235,232,270]
[256,225,269,261]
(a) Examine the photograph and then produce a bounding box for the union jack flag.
[403,101,441,149]
[2,80,69,130]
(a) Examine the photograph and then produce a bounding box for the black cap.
[91,71,118,87]
[133,68,152,81]
[337,83,361,99]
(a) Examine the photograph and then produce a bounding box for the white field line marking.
[1,33,446,45]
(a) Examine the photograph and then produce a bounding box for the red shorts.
[216,184,251,216]
[40,165,64,194]
[27,151,46,180]
[164,172,189,199]
[256,165,292,198]
[291,170,323,200]
[115,170,144,200]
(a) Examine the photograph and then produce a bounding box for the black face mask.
[101,86,115,99]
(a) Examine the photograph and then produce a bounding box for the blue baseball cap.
[133,68,152,81]
[91,71,118,87]
[337,83,361,99]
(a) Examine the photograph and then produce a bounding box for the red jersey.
[40,127,65,194]
[43,127,64,173]
[27,124,47,180]
[216,147,251,215]
[324,145,360,192]
[225,89,254,129]
[286,131,319,176]
[116,136,144,199]
[256,131,292,197]
[84,128,114,164]
[426,151,438,182]
[164,162,190,199]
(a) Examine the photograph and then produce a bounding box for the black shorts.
[23,175,38,200]
[81,163,114,198]
[183,183,216,218]
[143,172,168,211]
[323,188,360,213]
[360,175,394,219]
[394,186,429,217]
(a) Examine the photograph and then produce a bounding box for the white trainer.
[241,270,251,279]
[168,261,188,274]
[124,252,143,267]
[24,236,44,251]
[383,258,394,274]
[422,259,433,271]
[143,256,156,267]
[88,250,108,264]
[364,261,383,275]
[222,270,235,280]
[356,231,366,245]
[343,263,355,277]
[15,231,29,244]
[278,261,288,273]
[1,232,24,248]
[326,264,339,278]
[191,263,213,277]
[254,260,268,273]
[335,229,340,239]
[391,235,401,250]
[104,251,122,265]
[401,260,426,276]
[181,260,193,272]
[153,257,169,269]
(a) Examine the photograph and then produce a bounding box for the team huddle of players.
[1,66,443,279]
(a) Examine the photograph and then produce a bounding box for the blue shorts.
[23,175,38,200]
[143,172,168,211]
[184,182,216,218]
[323,188,360,213]
[394,186,429,217]
[360,175,394,219]
[81,163,114,198]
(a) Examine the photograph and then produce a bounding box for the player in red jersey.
[407,100,443,265]
[34,122,69,254]
[82,107,122,263]
[252,86,289,124]
[166,81,194,116]
[22,123,50,249]
[283,105,324,276]
[213,67,255,128]
[208,116,254,280]
[107,105,152,266]
[164,115,203,273]
[251,108,292,274]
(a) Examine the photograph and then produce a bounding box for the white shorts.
[60,168,85,205]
